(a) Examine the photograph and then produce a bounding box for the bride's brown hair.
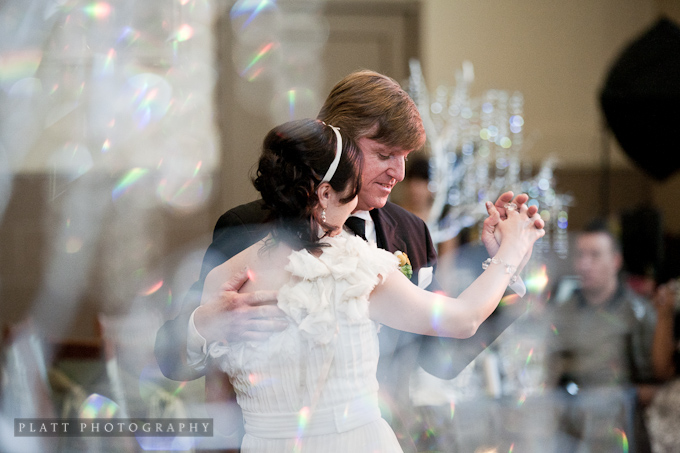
[253,119,362,251]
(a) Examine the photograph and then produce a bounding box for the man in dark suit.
[155,70,538,450]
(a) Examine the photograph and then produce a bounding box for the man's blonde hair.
[318,70,426,152]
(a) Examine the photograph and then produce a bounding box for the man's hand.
[194,268,288,344]
[482,191,544,258]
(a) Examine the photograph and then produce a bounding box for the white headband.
[321,124,342,183]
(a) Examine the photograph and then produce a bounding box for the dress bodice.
[208,231,399,414]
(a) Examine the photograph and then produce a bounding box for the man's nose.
[387,157,405,182]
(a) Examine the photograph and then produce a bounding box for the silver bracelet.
[482,257,519,284]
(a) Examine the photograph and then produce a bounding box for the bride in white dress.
[203,119,544,452]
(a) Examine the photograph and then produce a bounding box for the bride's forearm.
[447,243,525,336]
[370,242,525,338]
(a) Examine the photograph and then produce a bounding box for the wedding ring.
[504,202,518,211]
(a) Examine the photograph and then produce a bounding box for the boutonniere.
[394,251,413,279]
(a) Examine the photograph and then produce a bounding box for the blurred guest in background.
[546,218,657,452]
[645,280,680,452]
[397,155,433,223]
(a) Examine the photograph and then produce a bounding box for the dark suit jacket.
[155,199,524,384]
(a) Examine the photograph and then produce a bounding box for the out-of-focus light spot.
[171,381,187,397]
[246,67,264,82]
[430,296,443,331]
[558,211,568,229]
[83,2,112,20]
[476,447,499,453]
[246,268,256,282]
[172,24,194,42]
[566,381,579,396]
[525,348,534,366]
[509,443,515,453]
[239,41,276,78]
[526,265,549,294]
[128,74,173,128]
[193,161,202,178]
[551,324,558,335]
[0,50,43,87]
[296,405,310,446]
[287,90,296,119]
[141,280,164,296]
[500,137,512,148]
[540,209,551,222]
[101,139,111,153]
[430,102,442,114]
[450,401,455,420]
[614,428,629,453]
[50,142,94,181]
[66,237,83,254]
[156,176,211,211]
[112,167,149,200]
[271,88,319,123]
[509,115,524,128]
[79,394,119,418]
[167,290,173,307]
[230,0,277,29]
[101,48,116,75]
[116,27,141,46]
[499,294,521,307]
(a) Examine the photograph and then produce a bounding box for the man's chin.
[356,196,388,211]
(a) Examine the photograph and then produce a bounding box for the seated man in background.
[546,219,657,452]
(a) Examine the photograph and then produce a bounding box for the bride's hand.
[481,192,542,257]
[481,201,503,257]
[495,203,545,259]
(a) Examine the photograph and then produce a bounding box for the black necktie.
[344,216,367,241]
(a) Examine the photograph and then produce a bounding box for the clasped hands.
[195,191,545,345]
[482,191,545,277]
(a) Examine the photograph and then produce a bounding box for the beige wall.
[420,0,680,233]
[421,0,657,169]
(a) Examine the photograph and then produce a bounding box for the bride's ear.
[316,182,331,209]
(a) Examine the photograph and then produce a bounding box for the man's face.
[355,137,412,211]
[573,232,622,292]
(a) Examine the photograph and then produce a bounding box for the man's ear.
[316,182,331,209]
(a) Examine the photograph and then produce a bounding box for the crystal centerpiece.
[408,59,571,257]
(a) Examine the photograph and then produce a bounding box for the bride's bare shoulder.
[205,238,293,293]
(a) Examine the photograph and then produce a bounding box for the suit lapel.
[371,206,407,253]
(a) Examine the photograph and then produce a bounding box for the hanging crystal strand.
[431,85,448,136]
[536,160,555,255]
[508,91,524,193]
[494,90,512,200]
[474,90,491,206]
[554,195,572,259]
[407,60,569,252]
[462,92,479,224]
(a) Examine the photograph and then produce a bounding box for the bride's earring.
[321,209,326,222]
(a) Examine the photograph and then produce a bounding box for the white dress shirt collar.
[349,210,376,245]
